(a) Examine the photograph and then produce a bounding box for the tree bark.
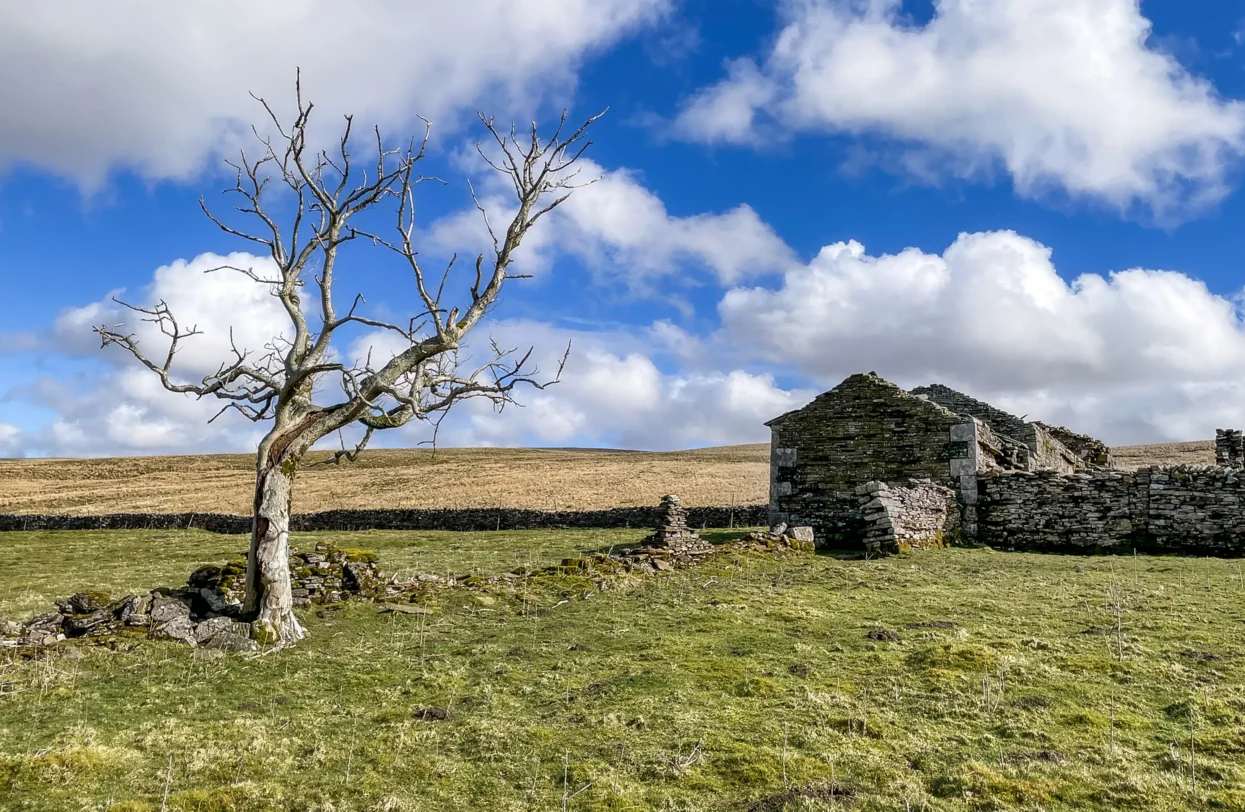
[244,438,308,644]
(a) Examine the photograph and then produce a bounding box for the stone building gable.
[767,373,966,542]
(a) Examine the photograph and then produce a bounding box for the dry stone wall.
[1216,429,1244,468]
[978,466,1245,555]
[0,505,768,535]
[977,470,1137,551]
[1145,468,1245,553]
[857,479,961,555]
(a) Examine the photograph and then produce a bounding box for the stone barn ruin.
[767,373,1245,556]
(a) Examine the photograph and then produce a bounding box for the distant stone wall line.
[0,505,769,535]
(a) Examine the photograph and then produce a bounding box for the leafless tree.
[95,76,601,644]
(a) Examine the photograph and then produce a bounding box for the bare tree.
[95,77,601,644]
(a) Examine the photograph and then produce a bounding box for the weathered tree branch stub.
[94,73,604,644]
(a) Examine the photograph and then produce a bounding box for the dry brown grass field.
[1111,440,1214,469]
[0,440,1213,515]
[0,445,772,515]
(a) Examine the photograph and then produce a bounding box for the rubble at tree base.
[188,544,383,608]
[0,505,813,653]
[5,587,260,652]
[0,543,384,652]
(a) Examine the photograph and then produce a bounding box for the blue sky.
[3,0,1245,458]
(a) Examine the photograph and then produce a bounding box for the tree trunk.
[244,450,307,644]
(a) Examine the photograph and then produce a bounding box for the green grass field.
[2,529,1244,811]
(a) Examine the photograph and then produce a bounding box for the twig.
[560,749,593,811]
[1108,699,1115,757]
[1190,705,1197,797]
[782,723,789,788]
[159,754,173,812]
[677,738,704,771]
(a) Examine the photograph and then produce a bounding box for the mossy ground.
[2,529,1244,810]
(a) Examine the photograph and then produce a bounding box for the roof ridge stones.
[908,382,1031,444]
[767,372,961,428]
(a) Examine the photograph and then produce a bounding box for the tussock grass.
[2,530,1244,810]
[0,446,770,515]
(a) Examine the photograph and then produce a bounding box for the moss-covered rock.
[60,591,112,615]
[338,548,378,564]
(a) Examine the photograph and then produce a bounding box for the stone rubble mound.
[1,509,813,652]
[3,587,257,652]
[737,523,816,552]
[554,518,814,578]
[0,543,383,651]
[189,543,383,607]
[395,504,815,592]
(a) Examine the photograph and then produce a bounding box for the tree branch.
[98,73,600,471]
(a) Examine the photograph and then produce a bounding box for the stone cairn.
[646,495,708,556]
[553,497,813,579]
[1216,429,1244,469]
[601,494,712,571]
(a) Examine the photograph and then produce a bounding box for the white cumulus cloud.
[428,159,795,287]
[719,229,1245,443]
[0,423,21,457]
[4,245,808,456]
[344,319,812,451]
[53,252,294,378]
[6,252,300,457]
[0,0,668,186]
[676,0,1245,216]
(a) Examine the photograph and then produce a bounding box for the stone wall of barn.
[910,383,1086,473]
[977,466,1245,555]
